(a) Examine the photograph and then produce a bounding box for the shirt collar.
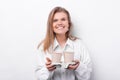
[53,38,59,49]
[66,38,73,48]
[53,38,73,50]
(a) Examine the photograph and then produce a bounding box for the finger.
[46,65,56,71]
[46,64,55,68]
[74,60,79,62]
[46,57,52,65]
[46,57,51,62]
[68,63,79,70]
[46,61,51,65]
[68,65,75,69]
[73,60,80,64]
[48,66,56,71]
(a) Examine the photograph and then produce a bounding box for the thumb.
[75,60,80,64]
[46,57,51,62]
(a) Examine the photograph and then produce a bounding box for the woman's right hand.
[46,57,56,71]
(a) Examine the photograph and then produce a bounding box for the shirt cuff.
[74,62,92,80]
[75,62,87,72]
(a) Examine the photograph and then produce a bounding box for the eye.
[61,18,66,21]
[53,19,58,22]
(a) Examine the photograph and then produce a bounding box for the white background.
[0,0,120,80]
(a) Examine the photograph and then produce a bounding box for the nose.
[58,20,62,24]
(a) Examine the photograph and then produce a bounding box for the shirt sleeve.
[35,46,54,80]
[74,40,92,80]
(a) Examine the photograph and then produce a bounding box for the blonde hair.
[38,6,77,52]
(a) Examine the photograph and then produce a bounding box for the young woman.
[35,6,92,80]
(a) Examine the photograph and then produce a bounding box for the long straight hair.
[38,6,77,52]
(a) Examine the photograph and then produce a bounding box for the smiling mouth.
[56,25,65,30]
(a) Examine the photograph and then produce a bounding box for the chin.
[56,32,66,35]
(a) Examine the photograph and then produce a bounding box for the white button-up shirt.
[35,38,92,80]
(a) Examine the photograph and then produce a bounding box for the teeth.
[57,27,63,29]
[56,26,64,29]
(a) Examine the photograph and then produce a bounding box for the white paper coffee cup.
[51,52,62,64]
[64,52,74,63]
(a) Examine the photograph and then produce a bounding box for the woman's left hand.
[67,60,80,70]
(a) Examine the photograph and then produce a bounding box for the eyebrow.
[53,17,67,20]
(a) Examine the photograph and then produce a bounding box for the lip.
[56,25,65,30]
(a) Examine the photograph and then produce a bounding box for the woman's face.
[52,12,69,36]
